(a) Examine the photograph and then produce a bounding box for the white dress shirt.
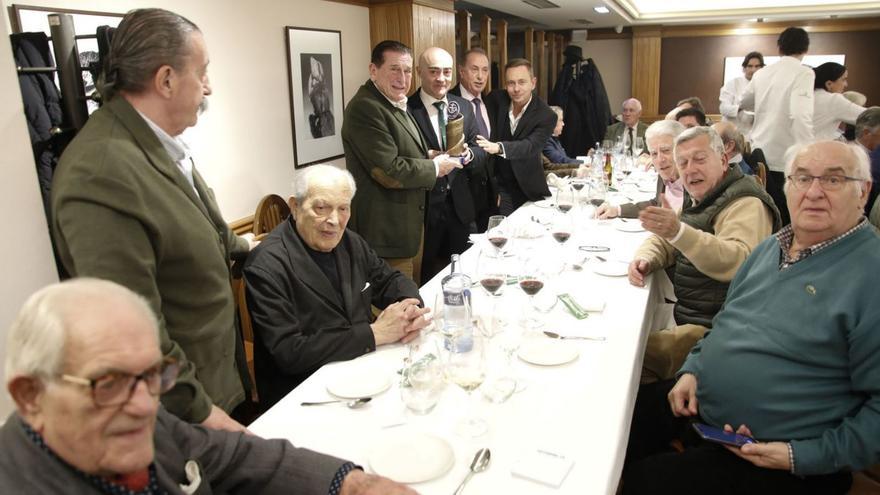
[719,76,755,138]
[508,95,533,135]
[459,85,491,138]
[418,90,446,147]
[740,56,815,172]
[137,110,198,196]
[813,89,866,141]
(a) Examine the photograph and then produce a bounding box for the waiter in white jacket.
[740,27,814,226]
[719,51,764,140]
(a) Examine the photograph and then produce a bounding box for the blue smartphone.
[692,423,756,447]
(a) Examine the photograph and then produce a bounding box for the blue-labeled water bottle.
[440,254,473,352]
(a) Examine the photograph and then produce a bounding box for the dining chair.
[230,259,259,403]
[253,194,290,237]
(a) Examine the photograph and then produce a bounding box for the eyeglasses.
[60,358,179,407]
[786,174,863,191]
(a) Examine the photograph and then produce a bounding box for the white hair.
[5,278,157,386]
[290,164,356,203]
[783,140,871,194]
[645,120,686,151]
[674,126,725,161]
[622,98,642,112]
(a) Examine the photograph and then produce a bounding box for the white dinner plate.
[518,340,579,366]
[369,431,455,483]
[325,367,392,399]
[614,221,646,233]
[592,260,629,277]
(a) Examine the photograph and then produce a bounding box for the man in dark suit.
[450,47,493,230]
[604,98,648,154]
[408,47,487,282]
[243,165,429,408]
[342,40,462,282]
[476,58,557,215]
[1,278,416,494]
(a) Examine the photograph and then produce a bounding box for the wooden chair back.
[230,260,258,403]
[253,194,290,237]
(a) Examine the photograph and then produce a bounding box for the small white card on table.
[510,448,574,488]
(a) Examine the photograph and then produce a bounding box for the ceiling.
[454,0,880,31]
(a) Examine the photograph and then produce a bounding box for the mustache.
[198,97,209,116]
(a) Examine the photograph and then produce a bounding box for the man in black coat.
[450,47,494,231]
[243,165,430,408]
[477,58,557,215]
[408,47,487,282]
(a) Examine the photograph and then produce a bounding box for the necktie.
[472,98,490,138]
[627,127,634,154]
[433,101,447,150]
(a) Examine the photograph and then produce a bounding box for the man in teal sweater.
[623,140,880,494]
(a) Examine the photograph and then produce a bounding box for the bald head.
[418,47,454,100]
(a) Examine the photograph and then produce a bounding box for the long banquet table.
[250,182,672,494]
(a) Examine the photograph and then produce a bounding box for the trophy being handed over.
[444,100,467,158]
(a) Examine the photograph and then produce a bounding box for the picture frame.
[285,26,345,168]
[10,4,124,114]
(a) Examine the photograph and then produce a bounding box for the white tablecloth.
[250,185,671,495]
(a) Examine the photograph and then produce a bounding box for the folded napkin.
[546,173,569,189]
[511,448,574,488]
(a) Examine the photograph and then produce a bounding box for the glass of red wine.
[588,180,607,218]
[551,214,573,251]
[517,256,546,328]
[477,250,506,298]
[556,185,574,214]
[486,215,509,257]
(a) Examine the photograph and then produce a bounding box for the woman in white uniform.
[812,62,866,141]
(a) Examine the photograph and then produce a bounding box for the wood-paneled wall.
[631,28,662,117]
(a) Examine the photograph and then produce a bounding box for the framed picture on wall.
[285,26,345,168]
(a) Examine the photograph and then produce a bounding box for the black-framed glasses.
[786,174,863,191]
[60,358,179,407]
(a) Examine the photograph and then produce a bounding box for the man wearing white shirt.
[407,47,486,281]
[451,47,493,230]
[740,27,814,225]
[719,52,764,138]
[476,58,557,215]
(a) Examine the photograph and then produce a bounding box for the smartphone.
[692,423,756,447]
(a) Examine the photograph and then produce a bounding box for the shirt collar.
[136,110,190,162]
[459,85,480,102]
[664,177,684,192]
[775,218,869,269]
[419,89,446,109]
[371,80,408,111]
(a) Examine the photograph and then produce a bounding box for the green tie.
[433,101,447,150]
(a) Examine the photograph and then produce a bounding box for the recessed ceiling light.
[594,6,610,14]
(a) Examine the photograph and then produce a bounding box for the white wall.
[0,0,371,417]
[572,38,632,116]
[0,6,60,417]
[2,0,371,220]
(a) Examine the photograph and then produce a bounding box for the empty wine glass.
[632,136,645,157]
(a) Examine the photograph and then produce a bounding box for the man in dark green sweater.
[624,140,880,494]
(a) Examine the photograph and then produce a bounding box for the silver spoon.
[300,397,372,408]
[544,331,606,342]
[454,448,491,495]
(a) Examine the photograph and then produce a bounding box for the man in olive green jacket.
[51,9,250,431]
[342,40,462,281]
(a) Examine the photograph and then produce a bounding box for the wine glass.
[588,180,607,217]
[477,249,506,298]
[445,333,488,437]
[556,185,574,214]
[632,136,645,158]
[517,256,546,328]
[486,215,509,257]
[551,214,573,250]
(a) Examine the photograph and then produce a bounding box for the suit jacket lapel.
[512,97,538,140]
[408,92,441,151]
[282,221,345,313]
[107,98,216,227]
[365,80,427,154]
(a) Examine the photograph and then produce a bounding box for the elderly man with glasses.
[0,278,415,494]
[624,140,880,495]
